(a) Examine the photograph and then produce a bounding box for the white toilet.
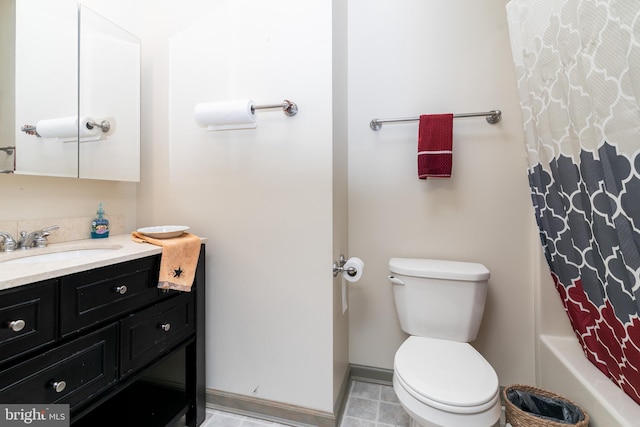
[388,258,501,427]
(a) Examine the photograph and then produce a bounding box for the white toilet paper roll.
[194,99,257,131]
[36,116,100,141]
[343,257,364,282]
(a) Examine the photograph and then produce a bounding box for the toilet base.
[393,375,501,427]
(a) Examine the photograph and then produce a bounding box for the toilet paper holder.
[86,119,111,133]
[21,119,111,137]
[252,99,298,117]
[333,254,357,277]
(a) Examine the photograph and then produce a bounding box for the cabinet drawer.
[0,324,117,409]
[0,280,56,363]
[120,293,195,376]
[60,255,160,336]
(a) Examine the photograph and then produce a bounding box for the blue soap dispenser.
[91,202,110,239]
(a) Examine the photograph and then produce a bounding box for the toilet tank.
[389,258,490,342]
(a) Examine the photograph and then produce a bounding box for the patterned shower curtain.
[506,0,640,404]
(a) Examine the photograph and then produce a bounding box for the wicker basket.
[503,384,589,427]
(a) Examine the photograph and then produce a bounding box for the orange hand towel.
[417,114,454,179]
[131,231,201,292]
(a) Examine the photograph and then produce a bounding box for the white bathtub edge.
[539,335,640,427]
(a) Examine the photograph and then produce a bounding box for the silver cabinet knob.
[8,320,25,332]
[160,323,171,332]
[51,381,66,393]
[115,285,128,295]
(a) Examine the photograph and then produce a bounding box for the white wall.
[347,0,538,387]
[137,0,346,413]
[0,174,137,231]
[332,0,350,407]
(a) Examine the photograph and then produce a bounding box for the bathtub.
[539,335,640,427]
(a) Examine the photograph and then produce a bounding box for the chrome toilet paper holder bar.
[333,254,357,277]
[86,119,111,133]
[20,125,38,136]
[21,119,111,137]
[252,100,298,117]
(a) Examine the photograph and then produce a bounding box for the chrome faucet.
[0,232,17,252]
[17,225,59,249]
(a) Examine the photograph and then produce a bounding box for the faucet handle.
[34,235,49,248]
[36,225,59,247]
[0,232,17,252]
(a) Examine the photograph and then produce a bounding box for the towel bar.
[370,110,501,130]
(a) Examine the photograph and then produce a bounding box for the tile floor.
[201,380,409,427]
[340,381,410,427]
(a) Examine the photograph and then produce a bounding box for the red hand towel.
[417,114,454,179]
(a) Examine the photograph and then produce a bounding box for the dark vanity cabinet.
[0,245,206,427]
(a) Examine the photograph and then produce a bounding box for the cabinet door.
[120,292,195,376]
[14,0,79,177]
[60,255,160,336]
[78,5,141,182]
[0,280,56,363]
[0,324,117,409]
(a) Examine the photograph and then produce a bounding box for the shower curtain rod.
[370,110,501,130]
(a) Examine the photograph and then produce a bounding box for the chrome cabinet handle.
[160,323,171,332]
[8,320,25,332]
[114,285,128,295]
[51,381,67,393]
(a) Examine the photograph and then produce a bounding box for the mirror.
[14,0,78,177]
[1,0,140,181]
[79,5,140,181]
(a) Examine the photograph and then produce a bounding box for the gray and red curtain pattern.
[507,0,640,404]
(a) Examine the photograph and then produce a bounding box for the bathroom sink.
[1,246,123,265]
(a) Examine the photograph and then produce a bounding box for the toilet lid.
[394,336,498,409]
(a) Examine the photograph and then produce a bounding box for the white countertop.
[0,234,167,291]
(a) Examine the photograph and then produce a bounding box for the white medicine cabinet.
[2,0,140,181]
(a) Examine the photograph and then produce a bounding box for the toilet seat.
[394,336,499,414]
